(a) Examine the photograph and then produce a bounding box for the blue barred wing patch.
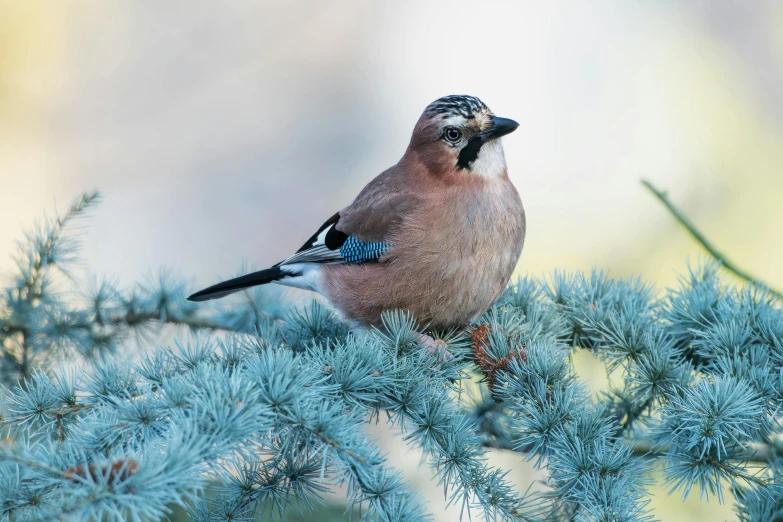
[280,214,389,267]
[339,236,388,263]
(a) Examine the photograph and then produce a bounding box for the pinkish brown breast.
[322,174,525,330]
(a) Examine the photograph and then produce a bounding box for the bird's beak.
[481,116,519,141]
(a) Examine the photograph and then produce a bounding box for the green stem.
[642,180,783,301]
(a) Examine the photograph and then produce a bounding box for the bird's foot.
[413,332,454,362]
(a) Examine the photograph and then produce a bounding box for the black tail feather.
[188,266,288,302]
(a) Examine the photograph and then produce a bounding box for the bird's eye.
[444,127,462,143]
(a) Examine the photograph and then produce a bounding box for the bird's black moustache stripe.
[457,136,484,170]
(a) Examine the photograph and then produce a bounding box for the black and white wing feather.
[188,207,393,302]
[277,213,348,265]
[277,212,389,266]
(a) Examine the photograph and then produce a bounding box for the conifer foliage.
[2,194,782,521]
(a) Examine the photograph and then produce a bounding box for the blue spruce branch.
[0,194,285,385]
[1,192,783,521]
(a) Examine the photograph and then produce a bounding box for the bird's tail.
[187,266,287,302]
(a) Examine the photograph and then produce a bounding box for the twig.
[108,310,230,332]
[277,410,366,465]
[0,404,89,427]
[641,180,783,300]
[626,439,780,466]
[0,453,81,482]
[483,433,780,465]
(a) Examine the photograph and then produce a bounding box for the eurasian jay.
[189,95,526,352]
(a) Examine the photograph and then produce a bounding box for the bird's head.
[407,95,519,179]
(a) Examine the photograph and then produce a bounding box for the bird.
[188,94,526,355]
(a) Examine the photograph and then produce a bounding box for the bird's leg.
[412,331,453,361]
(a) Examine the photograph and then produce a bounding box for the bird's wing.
[334,167,418,243]
[189,169,416,301]
[279,168,417,266]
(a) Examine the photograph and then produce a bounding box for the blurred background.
[2,1,782,520]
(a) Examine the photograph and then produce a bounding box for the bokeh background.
[2,1,782,520]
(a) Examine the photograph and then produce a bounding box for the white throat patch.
[471,139,507,179]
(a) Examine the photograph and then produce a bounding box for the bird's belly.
[322,179,525,329]
[413,237,520,326]
[322,216,523,329]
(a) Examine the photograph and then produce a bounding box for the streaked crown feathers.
[424,95,492,120]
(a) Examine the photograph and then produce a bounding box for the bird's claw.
[413,332,454,362]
